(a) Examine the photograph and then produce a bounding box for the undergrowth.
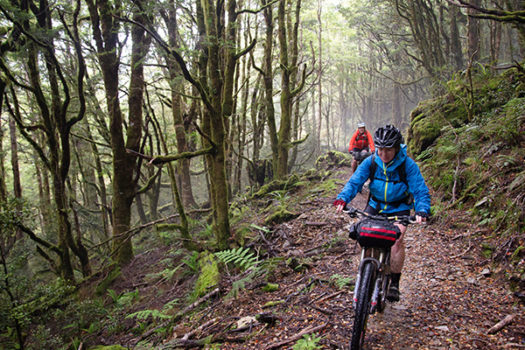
[409,64,525,285]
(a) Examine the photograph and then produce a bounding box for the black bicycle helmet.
[373,124,404,148]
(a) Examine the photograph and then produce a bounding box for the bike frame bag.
[356,218,401,248]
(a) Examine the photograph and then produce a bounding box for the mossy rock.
[253,174,300,198]
[407,108,442,156]
[192,252,220,300]
[264,208,298,226]
[315,150,352,170]
[301,168,323,180]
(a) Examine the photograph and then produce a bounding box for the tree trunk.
[201,0,232,249]
[467,0,481,62]
[262,0,279,177]
[83,116,111,240]
[8,113,23,242]
[86,0,151,265]
[276,0,303,179]
[490,20,502,64]
[317,0,323,154]
[0,80,6,203]
[449,4,464,70]
[163,0,197,208]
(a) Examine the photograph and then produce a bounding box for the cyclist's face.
[358,127,365,134]
[377,147,396,163]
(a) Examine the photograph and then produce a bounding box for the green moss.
[511,246,524,263]
[301,168,323,180]
[262,300,284,308]
[191,252,220,300]
[310,178,338,195]
[95,265,121,296]
[481,243,494,259]
[253,175,300,198]
[261,283,279,292]
[264,208,298,226]
[315,150,352,169]
[408,110,442,156]
[442,103,468,126]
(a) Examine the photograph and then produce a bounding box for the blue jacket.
[336,145,431,214]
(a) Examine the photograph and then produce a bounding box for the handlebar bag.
[357,218,401,248]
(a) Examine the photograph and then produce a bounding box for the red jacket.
[348,129,375,152]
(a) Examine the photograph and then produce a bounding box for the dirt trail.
[193,167,524,350]
[146,167,524,350]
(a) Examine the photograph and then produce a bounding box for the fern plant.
[107,289,139,308]
[330,274,352,290]
[215,247,258,270]
[182,251,200,273]
[126,309,171,321]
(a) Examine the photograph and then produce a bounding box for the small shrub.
[293,333,323,350]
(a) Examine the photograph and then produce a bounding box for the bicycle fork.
[353,250,387,314]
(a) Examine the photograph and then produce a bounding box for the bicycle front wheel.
[350,261,375,350]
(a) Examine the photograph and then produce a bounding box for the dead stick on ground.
[314,290,344,304]
[264,323,328,349]
[449,240,472,260]
[182,317,218,340]
[488,314,516,334]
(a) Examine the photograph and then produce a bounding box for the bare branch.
[236,0,280,15]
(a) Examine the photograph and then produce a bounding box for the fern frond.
[215,247,258,270]
[126,309,171,321]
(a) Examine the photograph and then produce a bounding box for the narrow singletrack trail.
[166,167,524,349]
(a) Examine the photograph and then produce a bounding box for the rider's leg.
[387,223,407,302]
[351,159,358,173]
[390,223,407,273]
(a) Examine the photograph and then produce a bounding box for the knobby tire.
[350,261,375,350]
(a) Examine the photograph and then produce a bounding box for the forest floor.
[98,166,524,350]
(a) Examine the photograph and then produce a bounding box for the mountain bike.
[350,150,372,167]
[344,206,416,350]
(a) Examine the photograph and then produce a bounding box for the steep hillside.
[408,65,525,293]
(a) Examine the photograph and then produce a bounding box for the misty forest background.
[0,0,524,348]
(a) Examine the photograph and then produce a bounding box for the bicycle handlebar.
[343,206,418,224]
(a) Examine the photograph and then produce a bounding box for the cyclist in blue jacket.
[334,124,431,302]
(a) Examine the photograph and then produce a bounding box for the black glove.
[415,211,429,218]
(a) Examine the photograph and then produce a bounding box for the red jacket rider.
[348,123,375,153]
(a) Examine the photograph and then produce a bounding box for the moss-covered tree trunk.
[163,0,197,209]
[262,0,279,177]
[276,0,303,179]
[201,0,232,249]
[449,4,464,70]
[3,0,92,280]
[276,0,292,179]
[0,80,6,203]
[86,0,150,265]
[288,0,303,171]
[467,0,481,62]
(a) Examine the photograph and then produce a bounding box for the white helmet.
[357,122,366,128]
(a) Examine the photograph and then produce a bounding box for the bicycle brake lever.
[347,208,358,218]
